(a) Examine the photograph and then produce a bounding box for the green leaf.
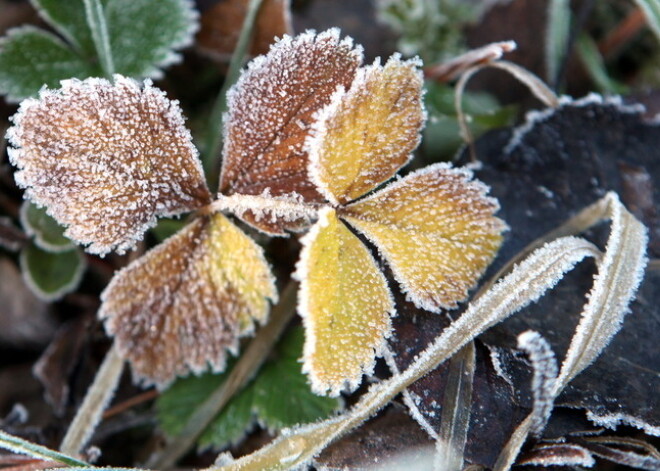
[20,243,86,301]
[31,0,96,56]
[104,0,198,79]
[157,328,341,449]
[0,26,96,102]
[20,201,74,252]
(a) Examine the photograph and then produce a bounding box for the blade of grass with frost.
[546,0,571,87]
[634,0,660,41]
[0,429,89,467]
[209,236,599,470]
[202,0,264,182]
[494,193,648,471]
[435,342,475,471]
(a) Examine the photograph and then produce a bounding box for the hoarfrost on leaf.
[7,75,211,255]
[341,163,506,311]
[307,54,425,205]
[219,28,363,235]
[295,207,394,396]
[99,212,276,388]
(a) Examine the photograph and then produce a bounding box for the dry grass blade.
[494,192,648,471]
[435,343,476,471]
[455,61,559,160]
[209,236,599,470]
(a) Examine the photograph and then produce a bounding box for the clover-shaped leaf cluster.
[6,29,505,394]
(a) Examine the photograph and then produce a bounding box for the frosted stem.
[208,194,320,223]
[60,343,124,456]
[82,0,115,78]
[146,281,299,469]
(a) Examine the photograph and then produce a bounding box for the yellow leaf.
[296,208,394,396]
[307,55,425,205]
[7,76,211,255]
[341,163,506,312]
[99,213,276,387]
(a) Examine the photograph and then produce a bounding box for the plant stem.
[146,280,299,469]
[82,0,115,78]
[60,343,124,456]
[0,429,89,467]
[202,0,265,187]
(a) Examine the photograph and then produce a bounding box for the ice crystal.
[100,213,276,387]
[7,75,211,255]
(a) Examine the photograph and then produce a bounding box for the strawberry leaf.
[0,26,96,103]
[341,163,505,311]
[20,242,85,301]
[100,213,276,387]
[295,208,394,396]
[7,76,211,255]
[307,55,425,205]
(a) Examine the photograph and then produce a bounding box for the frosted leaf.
[341,163,506,312]
[219,28,363,235]
[307,54,425,205]
[99,213,276,387]
[7,75,211,255]
[295,207,394,396]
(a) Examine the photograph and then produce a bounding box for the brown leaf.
[197,0,292,61]
[99,213,276,387]
[219,29,362,234]
[7,76,212,255]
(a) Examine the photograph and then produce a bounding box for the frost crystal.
[100,213,276,387]
[7,75,211,255]
[219,28,363,234]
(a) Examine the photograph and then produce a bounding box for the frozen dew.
[219,28,363,235]
[295,207,394,396]
[7,75,211,255]
[340,163,506,311]
[99,213,276,387]
[307,54,425,205]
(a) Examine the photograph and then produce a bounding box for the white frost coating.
[212,191,320,225]
[517,331,558,437]
[7,75,210,256]
[295,207,394,396]
[521,444,595,467]
[504,93,648,155]
[585,410,660,436]
[555,193,648,392]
